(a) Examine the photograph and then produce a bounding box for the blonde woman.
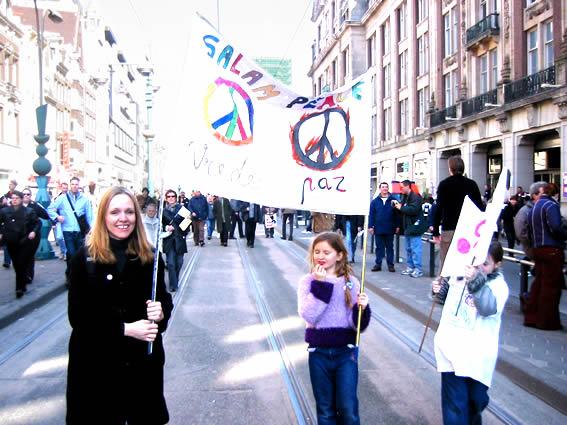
[66,186,172,425]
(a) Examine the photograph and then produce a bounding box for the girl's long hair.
[86,186,154,264]
[308,231,353,307]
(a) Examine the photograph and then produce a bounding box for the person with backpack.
[514,181,546,259]
[47,177,93,284]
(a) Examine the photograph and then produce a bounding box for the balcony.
[461,88,498,117]
[465,13,500,50]
[430,105,457,127]
[504,65,555,104]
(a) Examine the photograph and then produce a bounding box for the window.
[371,113,377,146]
[417,35,429,75]
[398,2,407,41]
[490,49,498,89]
[480,53,488,93]
[444,9,458,58]
[399,50,408,87]
[342,47,349,82]
[417,87,429,128]
[367,34,376,68]
[527,28,538,75]
[480,0,488,18]
[444,70,458,106]
[544,20,553,69]
[417,0,428,23]
[399,98,408,135]
[384,107,392,140]
[331,60,337,89]
[383,20,390,55]
[444,13,451,57]
[371,74,377,106]
[384,63,391,98]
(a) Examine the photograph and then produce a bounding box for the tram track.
[237,238,317,425]
[0,245,201,370]
[278,235,523,425]
[0,307,67,368]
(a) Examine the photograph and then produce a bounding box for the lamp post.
[33,0,63,260]
[137,66,158,196]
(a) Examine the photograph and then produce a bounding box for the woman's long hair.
[87,187,154,264]
[308,231,354,307]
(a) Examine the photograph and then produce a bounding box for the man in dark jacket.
[393,180,427,278]
[188,189,208,247]
[213,197,233,246]
[0,178,17,268]
[162,190,187,292]
[368,182,399,272]
[432,155,483,276]
[21,188,50,282]
[524,183,567,330]
[241,202,262,248]
[0,190,41,298]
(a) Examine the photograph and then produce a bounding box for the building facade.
[309,0,567,210]
[0,0,151,196]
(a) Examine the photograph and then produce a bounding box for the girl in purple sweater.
[298,232,371,425]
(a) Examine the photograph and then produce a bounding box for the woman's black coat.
[66,246,173,425]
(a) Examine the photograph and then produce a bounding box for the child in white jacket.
[432,241,509,425]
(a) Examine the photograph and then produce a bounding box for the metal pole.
[34,0,43,106]
[429,237,435,277]
[148,178,166,355]
[217,0,220,32]
[355,215,370,346]
[145,72,154,195]
[33,0,55,260]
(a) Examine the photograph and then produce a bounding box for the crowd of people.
[0,158,565,424]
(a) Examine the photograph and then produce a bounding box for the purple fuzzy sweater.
[297,274,371,347]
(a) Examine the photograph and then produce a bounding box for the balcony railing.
[461,88,498,117]
[504,65,556,103]
[430,105,457,127]
[466,13,500,47]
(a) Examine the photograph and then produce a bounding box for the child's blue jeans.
[308,345,360,425]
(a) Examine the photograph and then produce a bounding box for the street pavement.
[287,220,567,417]
[0,245,67,331]
[0,224,566,421]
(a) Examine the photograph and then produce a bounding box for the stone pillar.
[505,135,534,194]
[469,144,488,189]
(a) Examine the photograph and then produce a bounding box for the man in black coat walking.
[241,202,262,248]
[432,156,483,277]
[0,190,41,298]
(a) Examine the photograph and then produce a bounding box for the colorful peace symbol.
[290,107,353,171]
[204,77,254,146]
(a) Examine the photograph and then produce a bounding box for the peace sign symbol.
[204,78,254,146]
[291,107,353,171]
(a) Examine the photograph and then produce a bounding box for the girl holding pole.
[298,231,371,425]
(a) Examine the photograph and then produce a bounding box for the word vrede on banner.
[164,14,371,215]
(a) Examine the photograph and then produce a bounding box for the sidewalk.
[286,222,567,415]
[0,246,67,330]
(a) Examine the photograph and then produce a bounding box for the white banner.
[440,196,486,277]
[441,167,511,276]
[163,14,371,215]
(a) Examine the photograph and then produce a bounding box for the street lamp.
[33,0,63,260]
[137,66,158,196]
